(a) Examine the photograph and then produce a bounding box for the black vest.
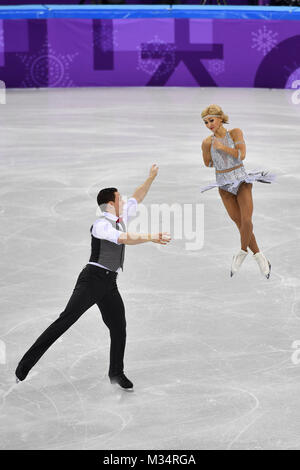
[89,216,126,271]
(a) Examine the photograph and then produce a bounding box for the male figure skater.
[15,164,171,390]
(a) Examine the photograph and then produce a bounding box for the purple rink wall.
[0,6,299,89]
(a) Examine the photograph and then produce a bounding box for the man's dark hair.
[97,187,118,211]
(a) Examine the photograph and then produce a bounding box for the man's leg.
[96,281,126,379]
[16,268,96,381]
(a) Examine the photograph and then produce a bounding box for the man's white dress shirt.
[88,197,138,272]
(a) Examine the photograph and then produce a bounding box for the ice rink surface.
[0,86,299,450]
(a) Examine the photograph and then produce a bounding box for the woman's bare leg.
[218,186,259,254]
[236,183,259,253]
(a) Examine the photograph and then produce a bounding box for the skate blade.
[111,382,134,392]
[230,256,235,277]
[265,261,271,279]
[15,371,38,384]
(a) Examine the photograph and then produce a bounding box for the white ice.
[0,87,299,450]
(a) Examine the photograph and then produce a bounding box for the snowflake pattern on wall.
[16,43,78,87]
[93,21,118,52]
[207,59,225,76]
[251,25,278,57]
[137,35,176,77]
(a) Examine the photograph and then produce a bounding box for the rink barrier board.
[0,5,300,21]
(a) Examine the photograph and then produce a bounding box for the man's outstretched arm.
[118,232,171,246]
[132,164,158,203]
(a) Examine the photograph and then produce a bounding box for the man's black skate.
[110,373,133,390]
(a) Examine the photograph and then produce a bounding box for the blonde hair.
[201,104,229,124]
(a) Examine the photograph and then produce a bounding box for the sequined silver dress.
[200,131,276,195]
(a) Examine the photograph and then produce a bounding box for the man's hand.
[149,164,159,179]
[151,232,171,245]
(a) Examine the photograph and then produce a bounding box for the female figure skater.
[200,104,276,278]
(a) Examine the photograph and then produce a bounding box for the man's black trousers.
[16,264,126,380]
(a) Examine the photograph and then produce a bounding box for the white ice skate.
[230,249,248,277]
[253,251,271,279]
